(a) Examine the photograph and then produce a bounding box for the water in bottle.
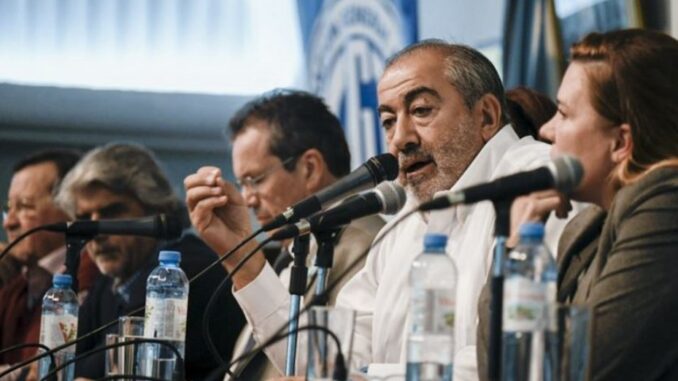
[39,274,79,381]
[406,233,457,381]
[501,222,557,381]
[144,250,189,380]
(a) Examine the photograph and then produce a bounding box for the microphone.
[419,155,583,211]
[44,214,183,239]
[262,153,399,231]
[271,181,406,240]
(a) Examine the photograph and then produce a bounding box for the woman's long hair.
[571,29,678,184]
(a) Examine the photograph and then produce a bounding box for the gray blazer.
[477,167,678,381]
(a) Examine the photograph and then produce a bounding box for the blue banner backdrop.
[298,0,418,168]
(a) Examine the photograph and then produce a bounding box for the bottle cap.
[158,250,181,263]
[53,274,73,287]
[424,233,448,251]
[519,222,545,240]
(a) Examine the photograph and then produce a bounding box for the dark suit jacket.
[75,233,245,380]
[0,255,22,288]
[477,167,678,381]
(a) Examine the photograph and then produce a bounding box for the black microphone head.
[365,153,399,183]
[158,214,183,240]
[375,181,407,215]
[548,155,584,193]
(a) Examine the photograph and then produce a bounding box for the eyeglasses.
[236,156,297,194]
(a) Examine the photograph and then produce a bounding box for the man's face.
[378,49,485,202]
[2,162,68,263]
[231,122,309,228]
[74,186,156,282]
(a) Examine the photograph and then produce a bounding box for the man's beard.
[399,148,453,203]
[399,120,479,203]
[407,170,455,203]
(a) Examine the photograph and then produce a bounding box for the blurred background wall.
[1,0,674,240]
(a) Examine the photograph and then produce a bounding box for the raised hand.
[508,189,572,247]
[184,166,265,288]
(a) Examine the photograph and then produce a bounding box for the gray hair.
[55,143,181,218]
[385,39,509,125]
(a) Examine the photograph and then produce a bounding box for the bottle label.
[410,289,455,334]
[435,292,455,333]
[410,288,426,333]
[144,297,188,341]
[39,315,78,353]
[503,276,546,332]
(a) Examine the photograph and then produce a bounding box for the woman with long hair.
[538,28,678,380]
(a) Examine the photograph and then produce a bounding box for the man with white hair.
[56,143,245,380]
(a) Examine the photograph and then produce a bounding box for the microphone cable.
[96,375,164,381]
[0,225,52,262]
[201,235,272,367]
[188,227,264,283]
[3,194,415,379]
[201,224,345,366]
[214,324,347,381]
[41,337,183,381]
[0,227,267,379]
[0,343,56,367]
[218,205,421,380]
[0,343,57,381]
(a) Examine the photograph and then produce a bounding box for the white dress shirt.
[234,126,572,380]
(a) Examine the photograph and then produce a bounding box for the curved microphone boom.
[43,214,183,239]
[272,181,406,240]
[419,155,584,211]
[262,153,399,231]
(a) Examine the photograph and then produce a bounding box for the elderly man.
[186,41,569,379]
[186,90,384,379]
[0,149,99,379]
[54,143,245,380]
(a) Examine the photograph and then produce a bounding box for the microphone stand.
[310,228,340,378]
[488,199,511,381]
[285,233,310,376]
[64,233,93,293]
[312,228,341,304]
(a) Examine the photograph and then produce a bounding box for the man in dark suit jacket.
[55,143,245,380]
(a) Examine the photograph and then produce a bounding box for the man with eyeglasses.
[0,149,99,380]
[185,90,385,380]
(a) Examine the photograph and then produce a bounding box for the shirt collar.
[36,246,67,274]
[114,270,142,304]
[113,245,163,303]
[450,124,520,192]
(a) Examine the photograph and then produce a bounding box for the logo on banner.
[308,0,407,168]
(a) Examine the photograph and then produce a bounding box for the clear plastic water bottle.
[144,250,189,379]
[39,274,79,381]
[406,233,457,381]
[501,222,557,381]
